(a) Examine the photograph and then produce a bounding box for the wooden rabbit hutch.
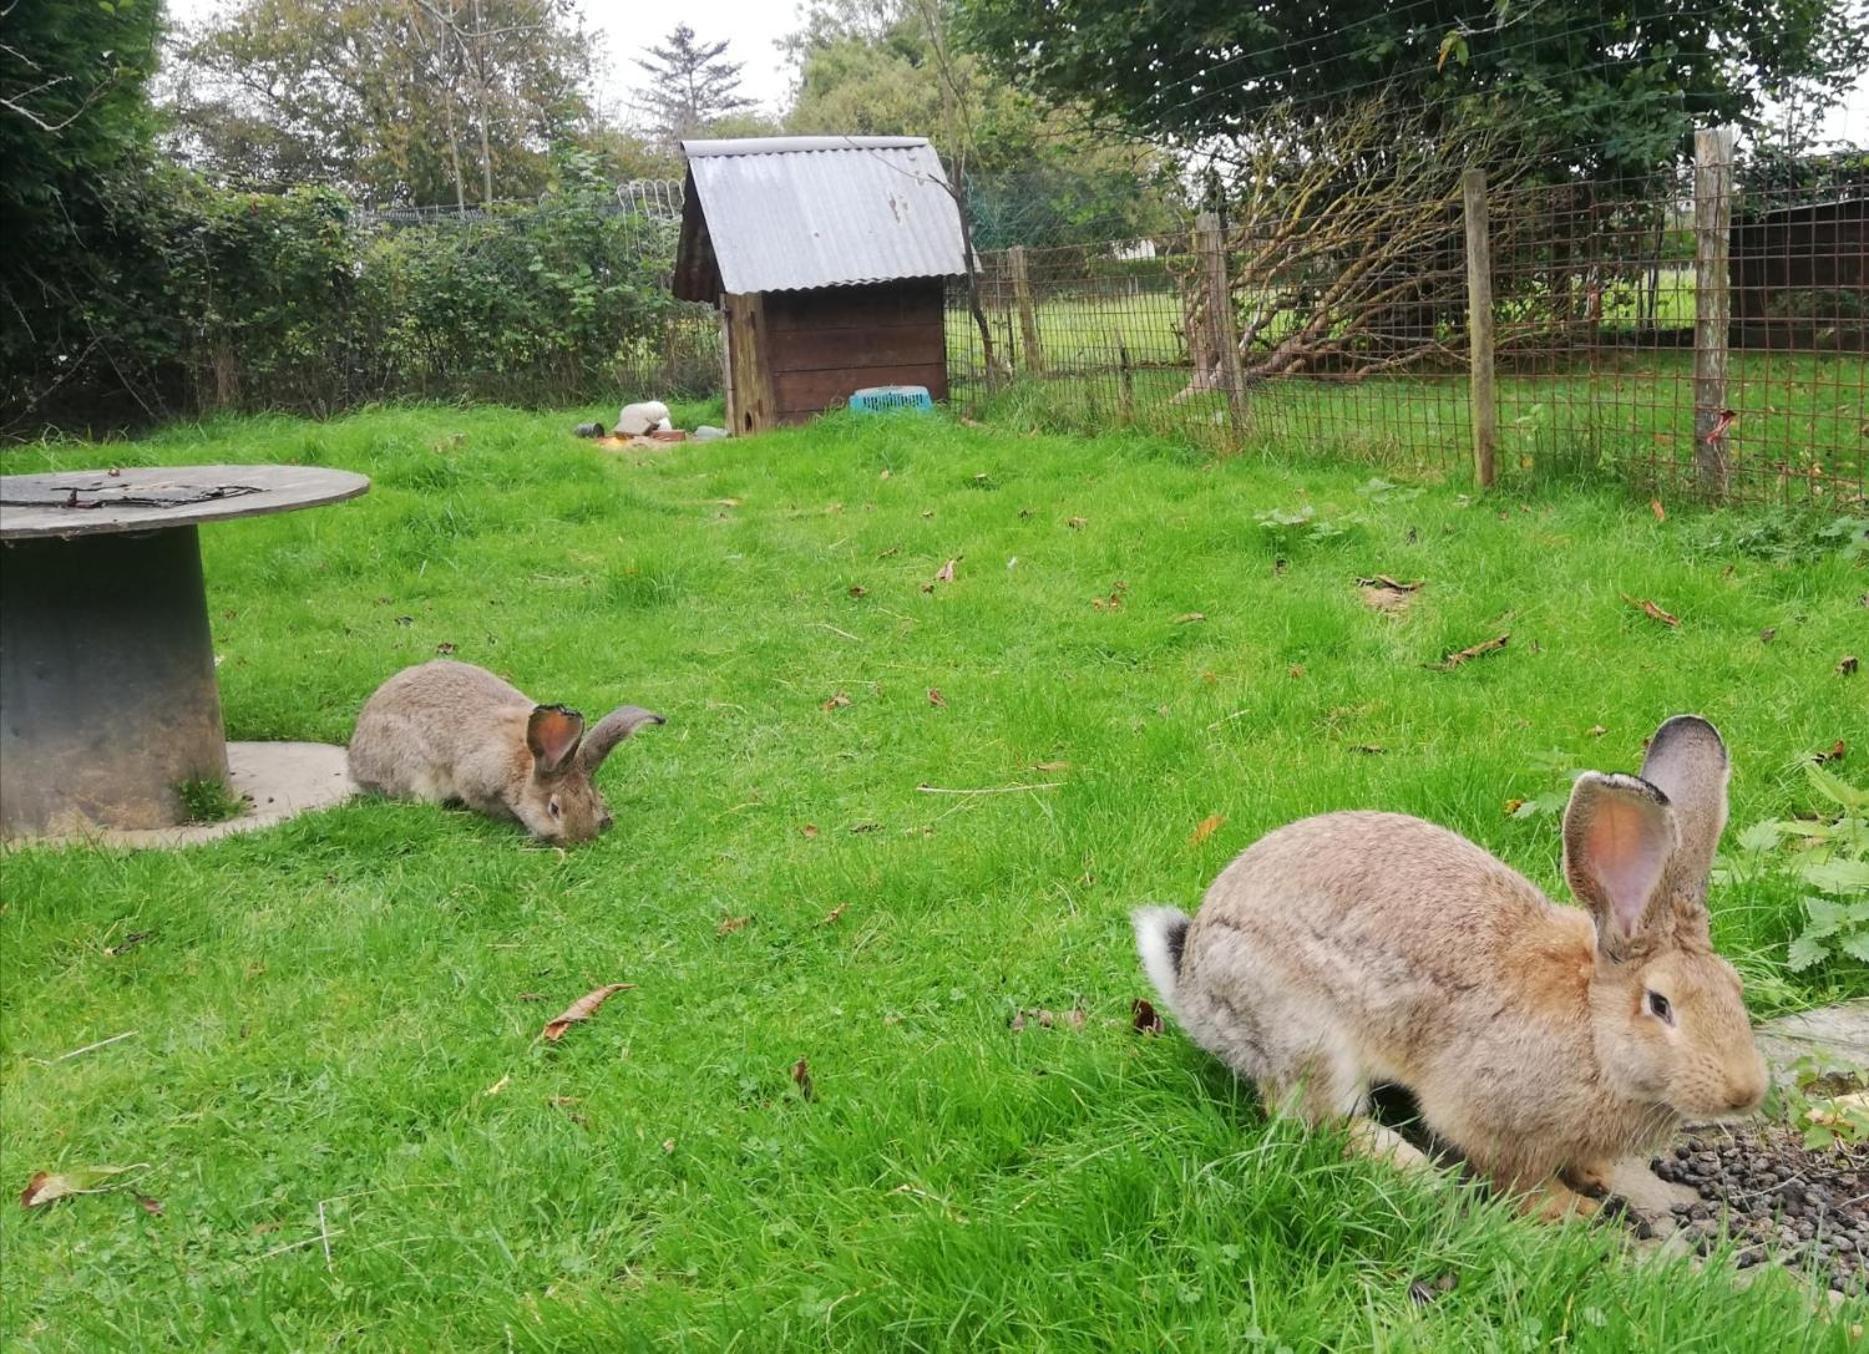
[672,136,968,433]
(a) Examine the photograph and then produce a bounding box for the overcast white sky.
[170,0,1868,146]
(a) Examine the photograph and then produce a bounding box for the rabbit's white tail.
[1133,906,1192,1012]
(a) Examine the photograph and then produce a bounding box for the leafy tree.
[165,0,595,207]
[956,0,1869,177]
[633,24,755,149]
[1,0,165,422]
[784,0,1179,246]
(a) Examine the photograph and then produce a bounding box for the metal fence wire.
[940,146,1867,508]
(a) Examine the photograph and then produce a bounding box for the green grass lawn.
[2,406,1865,1349]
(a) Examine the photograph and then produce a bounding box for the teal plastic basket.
[848,385,933,414]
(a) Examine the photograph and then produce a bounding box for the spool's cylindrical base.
[1,526,228,837]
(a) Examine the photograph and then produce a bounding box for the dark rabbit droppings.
[1651,1128,1868,1294]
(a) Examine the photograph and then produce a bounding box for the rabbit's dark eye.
[1645,990,1674,1025]
[547,796,563,820]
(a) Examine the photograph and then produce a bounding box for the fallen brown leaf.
[541,984,633,1042]
[1067,516,1087,530]
[822,691,851,711]
[934,559,957,584]
[135,1194,163,1217]
[1032,760,1070,772]
[1504,798,1526,816]
[1288,663,1306,679]
[435,641,458,655]
[715,497,742,508]
[1132,998,1164,1036]
[1587,724,1608,738]
[1815,740,1847,765]
[1190,813,1225,847]
[1427,633,1510,671]
[928,688,946,708]
[1841,655,1860,677]
[483,1074,510,1097]
[791,1057,815,1101]
[1621,594,1680,628]
[1175,612,1207,624]
[848,585,868,598]
[1760,627,1778,644]
[20,1165,141,1209]
[1358,577,1422,613]
[820,903,847,926]
[716,915,750,936]
[801,823,820,839]
[1650,499,1666,523]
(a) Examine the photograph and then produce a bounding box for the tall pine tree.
[634,25,755,148]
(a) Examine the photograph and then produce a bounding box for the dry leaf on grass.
[1132,999,1164,1036]
[791,1057,815,1102]
[716,915,751,936]
[927,689,947,708]
[1814,740,1848,765]
[820,904,847,926]
[1841,655,1861,677]
[435,641,458,655]
[1357,575,1424,614]
[483,1074,510,1097]
[1175,612,1207,624]
[1190,814,1225,847]
[1760,627,1778,644]
[1621,594,1680,628]
[135,1194,163,1217]
[821,692,851,711]
[801,823,820,839]
[1032,760,1070,772]
[1587,724,1608,737]
[1504,798,1526,816]
[1066,516,1087,530]
[935,559,957,584]
[20,1165,143,1210]
[1650,499,1666,523]
[1288,663,1306,679]
[540,984,633,1042]
[1427,633,1510,671]
[848,585,868,598]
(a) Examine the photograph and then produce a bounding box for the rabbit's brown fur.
[1136,716,1766,1219]
[349,660,662,843]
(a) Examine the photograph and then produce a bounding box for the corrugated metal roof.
[672,136,967,300]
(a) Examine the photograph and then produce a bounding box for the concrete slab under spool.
[10,742,357,851]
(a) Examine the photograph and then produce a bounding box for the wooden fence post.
[1117,341,1135,425]
[1194,211,1247,437]
[1693,127,1735,499]
[1008,245,1046,375]
[1461,169,1497,489]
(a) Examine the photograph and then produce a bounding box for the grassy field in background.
[946,346,1868,499]
[2,406,1866,1348]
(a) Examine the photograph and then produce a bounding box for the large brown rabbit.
[1134,716,1767,1221]
[348,660,663,843]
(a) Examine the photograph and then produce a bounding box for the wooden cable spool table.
[0,465,369,839]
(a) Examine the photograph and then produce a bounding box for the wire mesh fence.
[942,147,1868,509]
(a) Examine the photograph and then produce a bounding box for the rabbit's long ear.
[526,704,585,775]
[578,705,665,773]
[1563,772,1678,958]
[1637,716,1729,904]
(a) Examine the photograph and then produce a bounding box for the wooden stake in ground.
[1693,127,1735,499]
[1461,168,1497,490]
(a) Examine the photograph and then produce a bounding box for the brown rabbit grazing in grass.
[1134,716,1767,1222]
[349,660,664,844]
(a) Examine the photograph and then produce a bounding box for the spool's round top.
[0,465,370,540]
